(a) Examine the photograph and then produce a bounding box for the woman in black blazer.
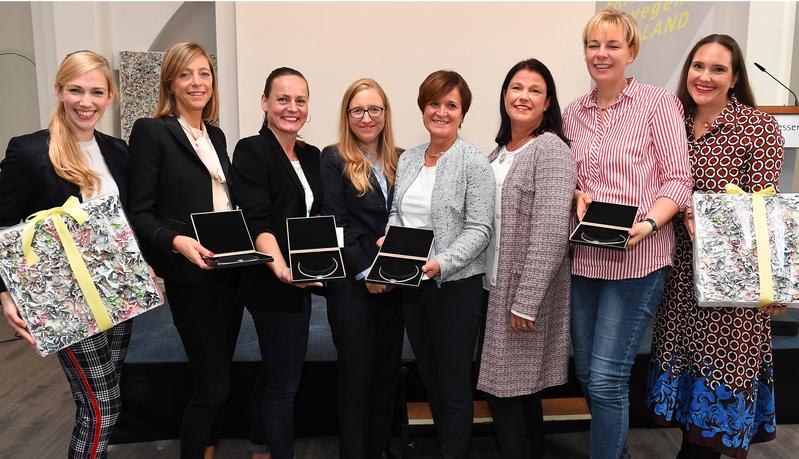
[0,51,130,458]
[231,67,321,459]
[320,78,403,459]
[127,42,240,459]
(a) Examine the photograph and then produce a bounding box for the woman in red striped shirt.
[562,9,692,459]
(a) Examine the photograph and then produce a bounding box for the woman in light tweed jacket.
[386,70,494,458]
[477,59,576,459]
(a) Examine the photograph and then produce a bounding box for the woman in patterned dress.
[646,34,785,459]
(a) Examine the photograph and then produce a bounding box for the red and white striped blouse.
[563,77,693,280]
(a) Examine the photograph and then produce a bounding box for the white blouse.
[485,139,535,321]
[290,160,314,217]
[400,164,436,230]
[178,117,232,212]
[79,137,118,200]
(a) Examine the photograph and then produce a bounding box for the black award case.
[366,225,434,287]
[286,215,346,283]
[569,201,638,251]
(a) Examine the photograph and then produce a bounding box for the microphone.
[754,62,799,106]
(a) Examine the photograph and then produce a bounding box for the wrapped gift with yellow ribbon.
[0,194,163,356]
[693,184,799,309]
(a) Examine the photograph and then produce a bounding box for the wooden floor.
[3,322,799,459]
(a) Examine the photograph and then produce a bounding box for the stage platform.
[112,295,799,443]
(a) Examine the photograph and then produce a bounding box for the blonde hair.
[49,50,116,197]
[583,8,641,60]
[334,79,398,196]
[154,42,219,122]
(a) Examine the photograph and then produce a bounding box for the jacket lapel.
[55,176,81,203]
[94,132,128,207]
[368,168,388,209]
[259,127,304,196]
[297,146,320,215]
[164,116,208,171]
[207,125,231,177]
[487,146,501,163]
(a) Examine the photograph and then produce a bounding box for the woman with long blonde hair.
[128,42,239,459]
[1,50,131,458]
[320,78,403,458]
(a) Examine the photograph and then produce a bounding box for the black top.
[0,129,128,292]
[127,116,233,286]
[319,145,394,277]
[232,126,322,311]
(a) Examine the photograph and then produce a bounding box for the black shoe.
[370,452,398,459]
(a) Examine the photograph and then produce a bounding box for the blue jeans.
[247,296,311,459]
[571,267,669,459]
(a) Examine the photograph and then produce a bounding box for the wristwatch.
[644,217,658,234]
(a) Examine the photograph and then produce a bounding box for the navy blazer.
[231,126,322,311]
[127,116,232,286]
[0,129,128,292]
[319,145,395,277]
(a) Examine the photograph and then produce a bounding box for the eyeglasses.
[348,106,385,119]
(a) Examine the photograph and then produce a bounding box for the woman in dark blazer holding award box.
[388,70,494,458]
[320,78,403,459]
[127,42,240,459]
[231,67,322,459]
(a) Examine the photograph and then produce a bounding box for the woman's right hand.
[574,190,592,221]
[172,235,214,270]
[2,292,35,347]
[683,207,695,241]
[276,266,322,288]
[365,282,393,294]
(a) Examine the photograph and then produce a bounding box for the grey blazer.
[388,137,494,282]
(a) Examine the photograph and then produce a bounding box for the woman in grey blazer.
[477,59,576,459]
[387,70,494,458]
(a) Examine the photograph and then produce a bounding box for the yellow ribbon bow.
[724,183,776,308]
[21,196,113,331]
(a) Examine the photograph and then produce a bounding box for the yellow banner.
[22,196,113,331]
[724,183,776,308]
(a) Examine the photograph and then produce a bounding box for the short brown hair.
[583,8,641,60]
[155,42,219,122]
[416,70,472,116]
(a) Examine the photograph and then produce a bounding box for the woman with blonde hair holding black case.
[320,78,403,459]
[128,42,239,459]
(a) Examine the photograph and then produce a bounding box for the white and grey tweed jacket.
[388,137,495,282]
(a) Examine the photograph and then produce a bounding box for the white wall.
[0,2,39,159]
[746,1,796,105]
[233,2,595,154]
[20,1,799,153]
[30,2,185,135]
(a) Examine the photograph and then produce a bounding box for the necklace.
[379,264,420,284]
[296,256,338,279]
[580,231,626,246]
[507,134,532,152]
[177,117,206,148]
[425,149,445,159]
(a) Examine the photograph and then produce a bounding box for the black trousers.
[485,393,544,459]
[403,275,483,459]
[676,436,722,459]
[165,271,243,459]
[326,277,404,459]
[248,296,311,459]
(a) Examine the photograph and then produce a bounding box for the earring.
[305,115,311,124]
